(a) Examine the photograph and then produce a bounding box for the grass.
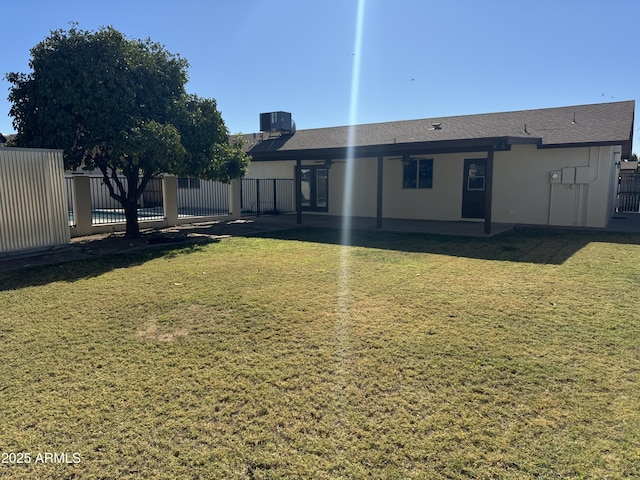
[0,227,639,479]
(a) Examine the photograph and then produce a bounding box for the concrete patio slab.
[250,214,515,237]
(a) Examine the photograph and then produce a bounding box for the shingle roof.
[245,100,634,159]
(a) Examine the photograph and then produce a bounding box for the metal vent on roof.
[430,122,442,130]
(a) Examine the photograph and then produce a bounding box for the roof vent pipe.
[431,122,441,130]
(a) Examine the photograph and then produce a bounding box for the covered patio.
[245,211,640,236]
[246,214,515,237]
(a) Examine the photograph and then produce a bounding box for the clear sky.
[1,0,639,150]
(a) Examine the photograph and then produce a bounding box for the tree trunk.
[124,171,141,238]
[97,163,149,238]
[124,198,140,238]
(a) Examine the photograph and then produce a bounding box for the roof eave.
[248,136,542,161]
[540,139,633,158]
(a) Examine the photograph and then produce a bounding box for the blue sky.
[1,0,639,150]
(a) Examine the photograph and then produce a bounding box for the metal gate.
[241,179,294,216]
[617,173,640,213]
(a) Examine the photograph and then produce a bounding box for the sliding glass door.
[300,166,328,211]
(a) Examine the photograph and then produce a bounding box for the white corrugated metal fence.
[0,148,70,255]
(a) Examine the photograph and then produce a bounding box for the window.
[466,162,485,191]
[403,157,433,189]
[178,178,201,189]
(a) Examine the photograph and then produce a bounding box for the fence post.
[71,175,92,237]
[240,179,244,211]
[163,175,178,227]
[229,178,242,219]
[256,179,260,217]
[273,179,277,214]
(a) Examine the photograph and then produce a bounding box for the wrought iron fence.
[241,178,295,216]
[177,178,230,218]
[90,177,165,225]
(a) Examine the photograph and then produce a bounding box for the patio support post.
[484,150,494,235]
[376,154,383,228]
[295,159,302,224]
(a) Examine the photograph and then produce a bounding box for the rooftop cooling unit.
[260,112,293,132]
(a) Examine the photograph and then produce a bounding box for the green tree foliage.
[6,25,250,237]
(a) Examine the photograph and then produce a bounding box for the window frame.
[300,166,329,212]
[402,157,433,189]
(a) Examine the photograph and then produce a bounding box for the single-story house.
[243,101,635,233]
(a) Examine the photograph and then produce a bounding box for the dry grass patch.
[0,228,639,478]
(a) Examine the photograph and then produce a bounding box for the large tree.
[6,25,249,237]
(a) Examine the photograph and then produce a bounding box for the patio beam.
[248,136,521,162]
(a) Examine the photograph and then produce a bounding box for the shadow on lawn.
[0,241,208,292]
[253,226,640,265]
[2,225,639,291]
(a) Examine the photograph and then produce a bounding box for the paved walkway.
[604,212,640,232]
[2,213,640,272]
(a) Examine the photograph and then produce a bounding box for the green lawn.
[0,228,639,479]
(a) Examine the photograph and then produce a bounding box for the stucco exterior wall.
[245,161,294,179]
[245,144,620,228]
[492,145,618,228]
[328,158,378,217]
[382,153,465,221]
[378,145,617,227]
